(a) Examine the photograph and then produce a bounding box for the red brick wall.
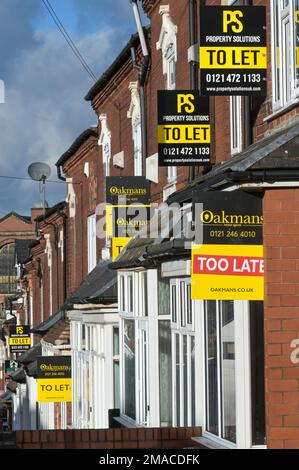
[264,189,299,449]
[15,427,201,449]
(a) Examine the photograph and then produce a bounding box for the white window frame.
[230,96,242,155]
[127,82,143,176]
[156,5,178,184]
[196,299,261,449]
[170,278,196,428]
[87,213,97,273]
[119,271,149,426]
[271,0,299,111]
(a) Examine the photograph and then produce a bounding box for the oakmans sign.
[37,356,72,403]
[199,6,267,95]
[191,191,264,300]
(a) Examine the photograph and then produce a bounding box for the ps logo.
[177,93,195,114]
[16,326,24,335]
[223,10,244,33]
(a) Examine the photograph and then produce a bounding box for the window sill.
[192,436,235,449]
[264,98,299,123]
[114,416,143,428]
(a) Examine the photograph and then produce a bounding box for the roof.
[85,28,149,101]
[35,201,66,223]
[11,368,26,384]
[26,360,37,378]
[0,391,11,402]
[0,211,31,224]
[15,239,35,264]
[17,343,42,365]
[6,381,17,393]
[69,260,117,305]
[55,127,98,167]
[31,309,64,335]
[42,319,70,346]
[168,115,299,204]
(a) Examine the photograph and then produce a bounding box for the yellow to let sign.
[112,237,131,261]
[37,378,72,403]
[191,244,264,300]
[9,337,31,345]
[199,46,267,69]
[158,124,210,144]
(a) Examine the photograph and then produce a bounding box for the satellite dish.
[28,162,51,182]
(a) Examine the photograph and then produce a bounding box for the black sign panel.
[199,6,267,95]
[158,90,210,166]
[112,206,152,237]
[9,325,31,353]
[106,177,151,205]
[193,191,263,245]
[37,356,72,379]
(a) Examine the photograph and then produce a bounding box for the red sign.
[193,254,264,276]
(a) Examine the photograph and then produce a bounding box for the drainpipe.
[243,0,252,148]
[130,0,150,177]
[188,0,197,183]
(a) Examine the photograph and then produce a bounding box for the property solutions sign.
[199,6,267,95]
[37,356,72,403]
[191,191,264,300]
[157,90,211,166]
[9,325,31,353]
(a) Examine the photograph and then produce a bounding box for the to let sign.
[9,325,31,353]
[199,6,267,95]
[37,356,72,403]
[158,90,211,166]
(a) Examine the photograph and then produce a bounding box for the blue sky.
[0,0,146,216]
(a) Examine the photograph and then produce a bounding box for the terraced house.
[1,0,299,450]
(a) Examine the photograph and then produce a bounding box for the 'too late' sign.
[158,90,211,166]
[199,6,267,95]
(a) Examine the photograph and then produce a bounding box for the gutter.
[130,0,150,176]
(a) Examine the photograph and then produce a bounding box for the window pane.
[159,321,172,426]
[113,327,119,356]
[186,284,192,325]
[205,300,218,436]
[113,361,120,409]
[171,285,177,323]
[158,275,170,315]
[191,336,196,426]
[180,282,186,327]
[120,276,125,311]
[221,300,236,443]
[176,334,180,425]
[124,320,135,420]
[250,301,266,445]
[143,272,148,316]
[183,335,188,426]
[128,276,133,313]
